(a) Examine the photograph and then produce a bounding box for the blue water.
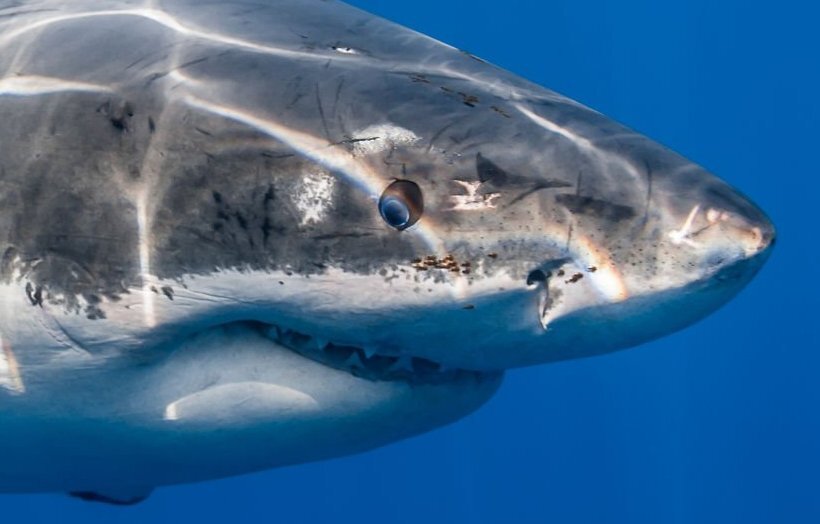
[5,0,818,522]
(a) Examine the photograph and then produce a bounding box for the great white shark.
[0,0,774,505]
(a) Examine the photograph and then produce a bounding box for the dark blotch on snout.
[556,194,635,222]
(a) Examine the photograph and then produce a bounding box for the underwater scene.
[0,0,815,522]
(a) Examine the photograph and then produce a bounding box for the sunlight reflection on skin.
[0,336,24,394]
[0,4,573,102]
[0,8,355,63]
[136,192,156,328]
[514,103,646,187]
[0,75,112,96]
[183,94,449,254]
[163,382,319,422]
[183,94,628,306]
[0,3,639,323]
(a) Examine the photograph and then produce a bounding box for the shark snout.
[647,160,774,274]
[738,206,776,258]
[711,181,776,257]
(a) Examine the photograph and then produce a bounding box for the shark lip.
[240,321,492,385]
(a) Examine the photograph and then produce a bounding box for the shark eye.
[379,180,423,230]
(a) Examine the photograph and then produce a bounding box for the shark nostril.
[706,253,727,268]
[526,269,548,286]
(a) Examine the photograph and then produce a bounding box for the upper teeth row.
[261,324,476,384]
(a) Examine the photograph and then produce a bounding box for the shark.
[0,0,774,505]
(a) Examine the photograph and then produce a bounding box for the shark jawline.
[233,320,493,385]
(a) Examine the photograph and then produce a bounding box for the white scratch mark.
[349,124,420,156]
[332,45,359,55]
[449,180,501,210]
[668,205,701,247]
[295,171,336,225]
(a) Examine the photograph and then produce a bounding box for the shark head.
[0,0,773,498]
[94,38,773,374]
[131,92,774,374]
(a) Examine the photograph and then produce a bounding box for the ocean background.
[3,0,817,522]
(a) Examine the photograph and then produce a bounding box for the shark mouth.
[249,322,489,385]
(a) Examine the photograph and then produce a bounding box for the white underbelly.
[0,324,500,493]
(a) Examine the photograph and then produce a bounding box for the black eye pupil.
[380,197,410,228]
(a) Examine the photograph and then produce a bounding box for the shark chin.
[0,323,500,497]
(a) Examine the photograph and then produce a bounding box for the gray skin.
[0,0,773,503]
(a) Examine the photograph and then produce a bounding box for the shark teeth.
[259,323,482,384]
[342,351,362,368]
[389,355,414,373]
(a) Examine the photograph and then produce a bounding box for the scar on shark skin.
[448,180,501,210]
